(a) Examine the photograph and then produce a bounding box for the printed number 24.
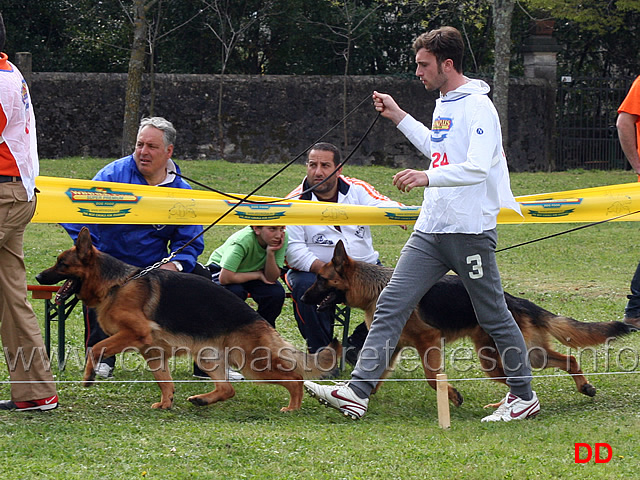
[432,152,449,168]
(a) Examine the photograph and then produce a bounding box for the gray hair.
[138,117,176,148]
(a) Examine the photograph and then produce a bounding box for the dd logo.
[574,443,612,463]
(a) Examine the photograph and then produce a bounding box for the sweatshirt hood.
[441,77,490,101]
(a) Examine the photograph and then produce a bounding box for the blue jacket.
[62,155,204,272]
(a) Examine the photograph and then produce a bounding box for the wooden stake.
[436,373,451,429]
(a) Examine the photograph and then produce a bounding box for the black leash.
[496,209,640,253]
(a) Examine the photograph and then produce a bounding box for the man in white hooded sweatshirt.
[304,26,539,422]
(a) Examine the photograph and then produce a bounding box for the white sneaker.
[481,391,540,422]
[304,381,368,420]
[226,368,245,382]
[95,362,114,379]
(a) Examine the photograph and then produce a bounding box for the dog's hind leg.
[258,374,304,412]
[414,337,464,407]
[478,359,508,409]
[275,379,304,412]
[187,360,236,407]
[141,348,175,409]
[472,329,509,386]
[471,335,511,408]
[370,349,401,395]
[247,353,305,412]
[531,347,595,397]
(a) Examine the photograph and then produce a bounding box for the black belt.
[0,175,21,183]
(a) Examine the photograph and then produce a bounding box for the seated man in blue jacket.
[63,117,204,378]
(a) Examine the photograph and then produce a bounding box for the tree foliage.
[522,0,640,76]
[2,0,638,77]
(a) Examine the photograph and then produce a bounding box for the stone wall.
[30,73,555,172]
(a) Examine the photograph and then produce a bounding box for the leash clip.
[125,253,176,283]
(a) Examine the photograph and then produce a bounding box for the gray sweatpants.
[349,229,533,400]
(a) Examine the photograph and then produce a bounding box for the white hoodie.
[397,78,521,234]
[286,175,402,271]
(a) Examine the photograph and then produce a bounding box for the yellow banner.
[31,176,640,226]
[31,176,420,225]
[499,182,640,224]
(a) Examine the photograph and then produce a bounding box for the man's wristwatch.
[171,260,184,272]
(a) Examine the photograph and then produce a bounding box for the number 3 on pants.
[466,254,483,279]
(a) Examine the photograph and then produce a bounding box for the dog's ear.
[332,240,351,274]
[75,227,95,263]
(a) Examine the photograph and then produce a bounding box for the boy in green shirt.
[206,225,288,327]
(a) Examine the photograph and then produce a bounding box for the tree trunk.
[217,75,225,157]
[149,42,156,117]
[492,0,515,145]
[342,36,351,152]
[121,0,149,157]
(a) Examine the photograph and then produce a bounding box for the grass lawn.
[2,159,639,479]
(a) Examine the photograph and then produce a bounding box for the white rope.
[3,368,640,385]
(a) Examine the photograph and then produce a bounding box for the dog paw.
[580,383,597,397]
[151,401,173,409]
[187,395,209,407]
[451,390,464,407]
[82,374,96,387]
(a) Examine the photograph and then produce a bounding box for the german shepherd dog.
[302,240,636,406]
[36,227,340,412]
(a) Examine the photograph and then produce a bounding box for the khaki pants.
[0,182,56,402]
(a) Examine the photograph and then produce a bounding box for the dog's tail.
[291,338,343,380]
[545,315,636,348]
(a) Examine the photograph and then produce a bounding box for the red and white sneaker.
[481,391,539,422]
[0,395,58,412]
[304,381,368,420]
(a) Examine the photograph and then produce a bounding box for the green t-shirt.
[207,226,288,273]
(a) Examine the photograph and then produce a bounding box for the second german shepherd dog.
[37,227,340,412]
[302,240,636,406]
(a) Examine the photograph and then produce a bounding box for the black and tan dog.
[37,227,339,412]
[302,240,636,406]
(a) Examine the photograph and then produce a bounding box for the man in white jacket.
[305,27,539,422]
[285,142,403,358]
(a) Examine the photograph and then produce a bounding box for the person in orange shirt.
[0,12,58,411]
[617,76,640,328]
[617,76,640,175]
